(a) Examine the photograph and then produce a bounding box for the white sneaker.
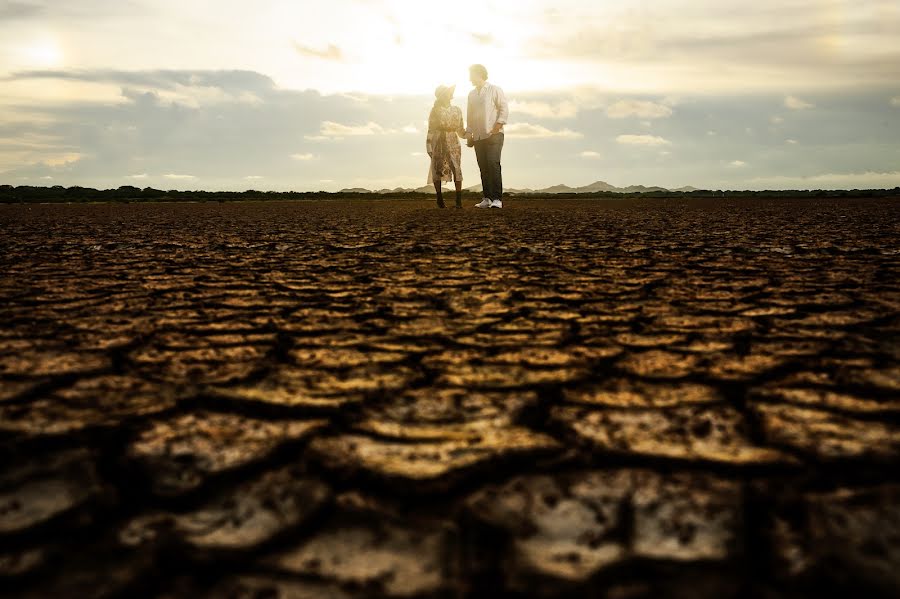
[475,198,492,208]
[490,199,503,208]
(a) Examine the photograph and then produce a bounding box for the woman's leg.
[434,180,445,208]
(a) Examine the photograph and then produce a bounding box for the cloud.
[729,160,747,167]
[164,173,196,180]
[0,1,44,19]
[244,175,263,180]
[41,152,83,167]
[616,134,671,146]
[786,139,798,145]
[127,173,148,179]
[606,100,673,119]
[3,65,897,193]
[400,124,419,134]
[293,43,344,61]
[504,123,582,139]
[579,151,602,159]
[785,95,814,110]
[319,121,386,137]
[509,100,578,120]
[770,115,784,124]
[526,7,900,94]
[290,153,316,161]
[892,96,900,107]
[470,32,495,45]
[748,171,900,189]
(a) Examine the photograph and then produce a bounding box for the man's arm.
[491,86,509,134]
[465,92,474,137]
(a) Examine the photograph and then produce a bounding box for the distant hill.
[343,180,699,195]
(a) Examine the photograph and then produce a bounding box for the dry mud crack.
[0,197,898,598]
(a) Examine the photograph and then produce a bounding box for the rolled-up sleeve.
[495,86,509,125]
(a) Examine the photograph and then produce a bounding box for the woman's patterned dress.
[426,104,464,184]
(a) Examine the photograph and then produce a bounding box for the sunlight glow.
[20,37,64,68]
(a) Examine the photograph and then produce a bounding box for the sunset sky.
[2,0,899,191]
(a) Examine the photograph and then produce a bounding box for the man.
[465,64,508,208]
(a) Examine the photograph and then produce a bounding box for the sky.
[1,0,899,191]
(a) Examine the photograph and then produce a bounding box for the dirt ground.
[0,197,898,598]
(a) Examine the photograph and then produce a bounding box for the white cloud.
[729,160,747,167]
[293,43,343,61]
[785,95,814,110]
[509,100,578,120]
[891,96,900,107]
[616,134,671,146]
[748,171,900,189]
[40,175,53,180]
[579,151,602,159]
[607,100,673,119]
[400,124,419,134]
[290,153,316,161]
[319,121,385,137]
[164,173,196,180]
[707,130,717,136]
[786,139,799,145]
[410,152,425,157]
[244,175,263,180]
[770,115,784,124]
[303,135,330,142]
[505,123,583,139]
[127,173,148,179]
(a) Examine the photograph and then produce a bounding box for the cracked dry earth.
[0,197,898,599]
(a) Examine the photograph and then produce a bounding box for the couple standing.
[426,64,508,209]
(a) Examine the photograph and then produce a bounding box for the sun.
[21,37,64,68]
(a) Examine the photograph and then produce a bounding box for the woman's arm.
[426,107,436,155]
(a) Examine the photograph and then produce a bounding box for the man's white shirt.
[466,83,509,141]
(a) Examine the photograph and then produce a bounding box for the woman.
[426,84,466,208]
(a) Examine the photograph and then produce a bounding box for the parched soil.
[0,197,899,598]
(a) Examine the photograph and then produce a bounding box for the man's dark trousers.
[474,132,504,200]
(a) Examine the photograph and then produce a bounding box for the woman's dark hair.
[469,64,488,80]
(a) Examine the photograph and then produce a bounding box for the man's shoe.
[475,198,492,208]
[490,199,503,208]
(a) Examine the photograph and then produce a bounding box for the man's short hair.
[469,64,488,80]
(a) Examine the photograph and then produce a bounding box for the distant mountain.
[344,180,699,195]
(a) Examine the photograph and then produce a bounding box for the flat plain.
[1,196,898,598]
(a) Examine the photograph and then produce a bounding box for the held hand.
[490,123,503,135]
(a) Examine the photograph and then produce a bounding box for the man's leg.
[487,133,504,204]
[473,139,492,207]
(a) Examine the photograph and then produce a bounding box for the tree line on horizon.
[1,184,898,204]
